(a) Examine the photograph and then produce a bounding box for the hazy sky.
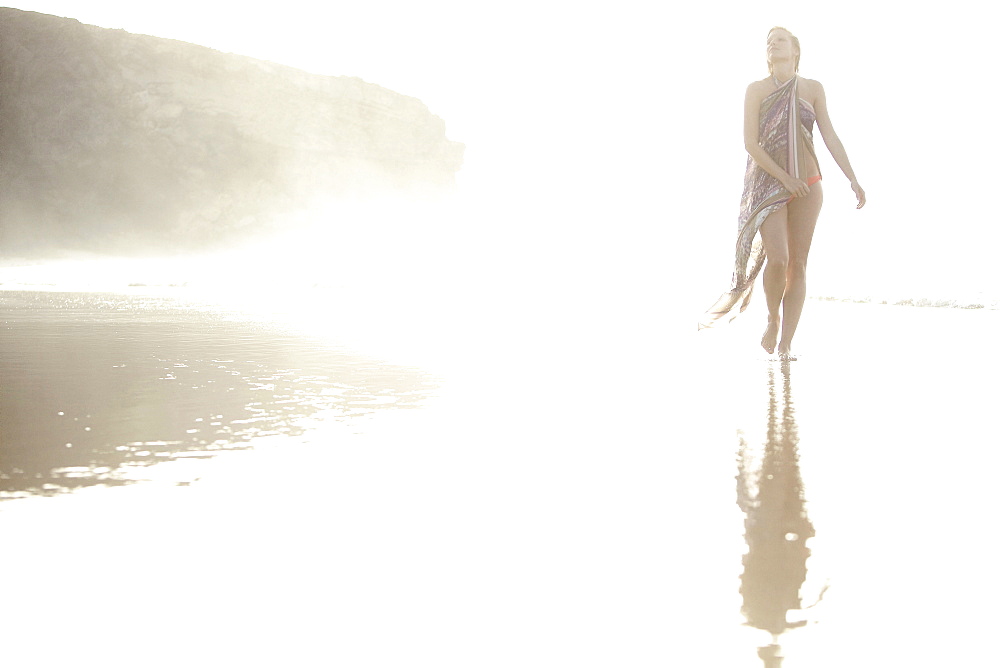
[11,1,978,144]
[7,1,998,301]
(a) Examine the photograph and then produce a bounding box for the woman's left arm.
[813,81,866,208]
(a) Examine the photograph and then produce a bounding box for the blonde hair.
[767,26,800,74]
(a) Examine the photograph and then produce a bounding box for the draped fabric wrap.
[699,76,820,330]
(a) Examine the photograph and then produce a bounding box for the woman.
[700,27,865,360]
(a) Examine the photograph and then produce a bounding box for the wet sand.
[1,289,997,667]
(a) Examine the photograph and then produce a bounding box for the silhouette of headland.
[0,8,464,255]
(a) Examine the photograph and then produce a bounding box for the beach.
[1,284,997,667]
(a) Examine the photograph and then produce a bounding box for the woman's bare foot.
[777,344,797,361]
[761,319,779,354]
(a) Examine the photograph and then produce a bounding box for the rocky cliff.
[0,8,464,254]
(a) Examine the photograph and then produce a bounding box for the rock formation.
[0,8,464,254]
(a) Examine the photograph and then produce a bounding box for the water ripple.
[0,290,434,498]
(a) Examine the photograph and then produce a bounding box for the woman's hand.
[781,176,810,199]
[852,181,866,209]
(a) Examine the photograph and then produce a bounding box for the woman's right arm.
[742,83,810,198]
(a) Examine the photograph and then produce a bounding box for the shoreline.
[0,289,997,666]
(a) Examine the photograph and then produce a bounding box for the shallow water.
[0,288,997,667]
[0,290,433,496]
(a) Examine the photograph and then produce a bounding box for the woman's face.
[766,30,797,66]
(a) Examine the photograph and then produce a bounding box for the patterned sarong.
[699,76,819,329]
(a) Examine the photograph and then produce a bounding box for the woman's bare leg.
[759,206,789,354]
[777,183,823,357]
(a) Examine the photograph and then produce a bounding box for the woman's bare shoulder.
[745,77,772,101]
[797,77,826,105]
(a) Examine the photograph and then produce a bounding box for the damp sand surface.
[1,289,997,667]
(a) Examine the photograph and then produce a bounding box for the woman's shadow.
[736,361,825,667]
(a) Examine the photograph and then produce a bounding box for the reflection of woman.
[700,27,866,360]
[737,363,817,665]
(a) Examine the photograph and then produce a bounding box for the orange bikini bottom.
[789,175,822,199]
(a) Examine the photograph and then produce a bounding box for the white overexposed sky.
[5,1,999,302]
